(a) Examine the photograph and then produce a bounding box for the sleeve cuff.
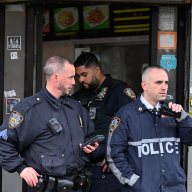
[176,110,188,122]
[125,173,140,187]
[16,164,26,175]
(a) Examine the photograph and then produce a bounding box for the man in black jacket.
[0,56,98,192]
[73,52,136,192]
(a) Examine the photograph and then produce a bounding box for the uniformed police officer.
[107,66,192,192]
[73,52,136,192]
[0,56,98,192]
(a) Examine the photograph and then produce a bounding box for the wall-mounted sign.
[158,7,175,31]
[6,98,20,114]
[158,32,177,49]
[43,3,150,40]
[112,7,150,34]
[53,7,79,34]
[160,54,177,71]
[43,9,50,33]
[10,52,18,60]
[7,36,21,50]
[4,90,16,98]
[83,5,110,30]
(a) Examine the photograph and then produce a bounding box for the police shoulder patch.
[109,116,121,134]
[124,88,136,100]
[8,111,24,128]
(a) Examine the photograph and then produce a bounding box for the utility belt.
[35,170,92,192]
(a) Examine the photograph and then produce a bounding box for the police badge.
[8,111,24,128]
[124,88,136,100]
[89,107,96,119]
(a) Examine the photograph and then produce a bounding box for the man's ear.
[52,74,58,82]
[141,81,146,91]
[95,66,100,74]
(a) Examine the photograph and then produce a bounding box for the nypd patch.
[109,116,121,134]
[124,88,136,100]
[8,111,24,128]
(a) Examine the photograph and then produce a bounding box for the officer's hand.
[168,102,183,113]
[80,142,99,153]
[20,167,40,187]
[101,159,110,173]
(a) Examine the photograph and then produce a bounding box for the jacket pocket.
[40,152,66,177]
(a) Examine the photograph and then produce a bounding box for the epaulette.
[8,94,42,129]
[14,94,42,114]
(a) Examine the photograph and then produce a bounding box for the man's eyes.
[156,81,168,84]
[81,73,88,77]
[76,73,88,78]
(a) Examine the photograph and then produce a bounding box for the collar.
[140,94,161,110]
[94,74,112,94]
[40,87,72,109]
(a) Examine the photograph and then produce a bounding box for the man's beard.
[59,84,69,96]
[86,79,100,91]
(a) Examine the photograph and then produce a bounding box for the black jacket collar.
[40,87,71,110]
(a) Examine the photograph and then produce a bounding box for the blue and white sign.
[160,54,177,71]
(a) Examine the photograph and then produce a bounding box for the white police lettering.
[166,142,174,153]
[128,137,180,158]
[159,142,164,153]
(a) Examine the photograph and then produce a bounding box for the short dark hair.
[74,52,101,68]
[142,65,167,81]
[142,65,164,73]
[43,56,71,80]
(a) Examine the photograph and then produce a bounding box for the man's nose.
[72,78,75,85]
[79,76,84,83]
[161,82,168,89]
[71,78,75,85]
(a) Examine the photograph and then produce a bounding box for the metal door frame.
[0,5,5,192]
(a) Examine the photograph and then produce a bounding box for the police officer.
[73,52,136,192]
[0,56,98,192]
[107,66,192,192]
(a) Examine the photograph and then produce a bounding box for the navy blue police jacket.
[73,74,136,162]
[107,97,192,192]
[0,87,94,177]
